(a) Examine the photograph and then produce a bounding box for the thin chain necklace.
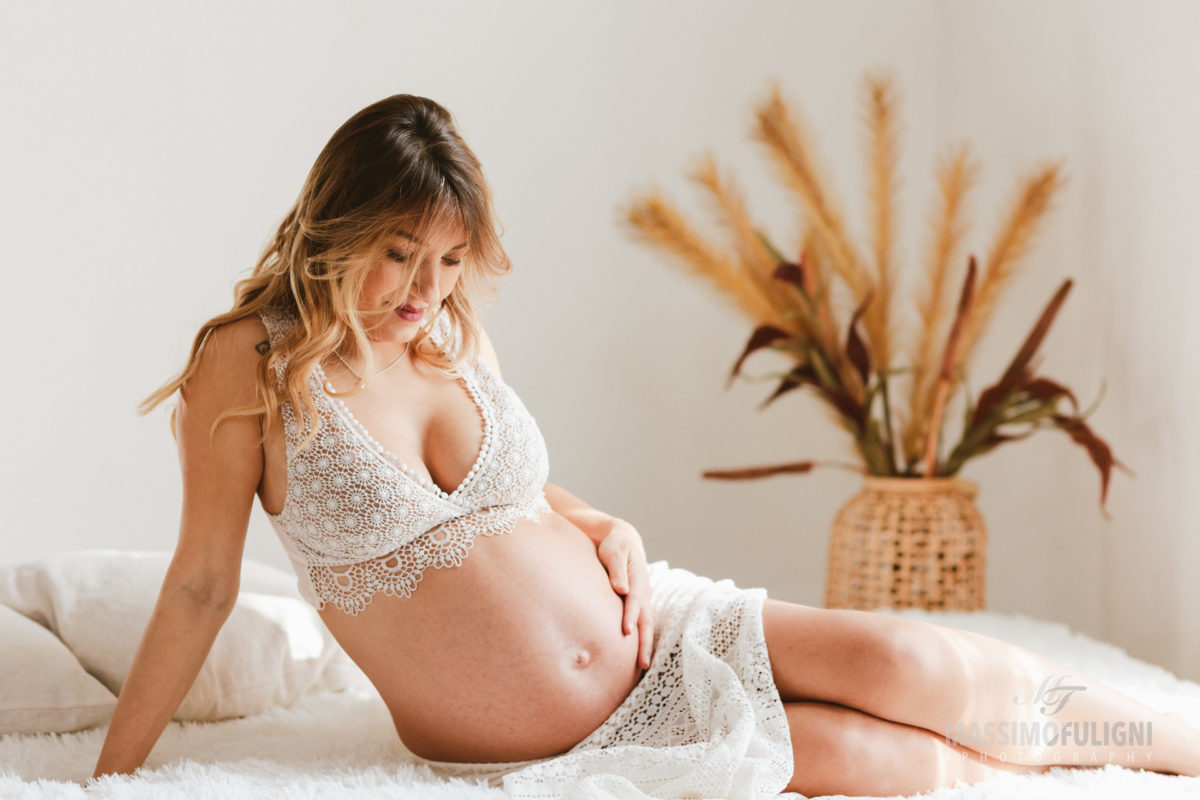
[333,341,410,386]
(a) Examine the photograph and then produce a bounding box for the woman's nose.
[414,260,440,302]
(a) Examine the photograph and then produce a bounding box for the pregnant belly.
[317,510,646,763]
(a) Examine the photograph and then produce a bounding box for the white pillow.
[0,603,117,735]
[0,550,367,724]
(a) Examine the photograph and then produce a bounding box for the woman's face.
[357,220,468,343]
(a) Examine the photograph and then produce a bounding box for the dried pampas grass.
[620,69,1122,513]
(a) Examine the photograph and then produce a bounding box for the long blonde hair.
[140,94,510,448]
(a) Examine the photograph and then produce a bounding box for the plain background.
[4,0,1199,682]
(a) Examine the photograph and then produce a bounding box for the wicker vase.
[823,476,987,611]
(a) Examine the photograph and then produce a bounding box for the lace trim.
[313,360,494,502]
[307,493,553,616]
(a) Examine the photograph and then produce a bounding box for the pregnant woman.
[91,94,1200,798]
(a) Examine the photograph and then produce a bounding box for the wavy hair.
[139,94,510,448]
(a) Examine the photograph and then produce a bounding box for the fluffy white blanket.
[3,610,1198,799]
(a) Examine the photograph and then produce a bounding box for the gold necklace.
[332,341,410,385]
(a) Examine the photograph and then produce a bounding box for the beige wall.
[3,1,1196,679]
[929,0,1200,681]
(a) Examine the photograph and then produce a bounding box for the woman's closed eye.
[387,249,462,267]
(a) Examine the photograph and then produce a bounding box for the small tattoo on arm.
[255,340,270,355]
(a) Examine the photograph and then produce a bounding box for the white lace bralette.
[257,305,552,615]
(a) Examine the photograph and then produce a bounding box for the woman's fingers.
[622,557,648,636]
[608,555,630,595]
[638,606,655,669]
[597,526,653,656]
[626,555,654,665]
[599,532,631,594]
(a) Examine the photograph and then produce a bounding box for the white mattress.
[3,609,1199,799]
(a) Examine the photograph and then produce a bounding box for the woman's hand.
[595,519,655,670]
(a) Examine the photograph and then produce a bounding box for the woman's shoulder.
[210,315,272,361]
[183,316,271,407]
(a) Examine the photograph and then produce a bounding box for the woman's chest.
[258,363,487,516]
[258,362,547,520]
[320,364,488,498]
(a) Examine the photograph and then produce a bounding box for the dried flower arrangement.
[622,70,1129,516]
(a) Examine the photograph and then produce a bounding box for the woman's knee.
[881,616,961,692]
[826,610,951,711]
[783,701,869,795]
[849,614,960,700]
[762,600,925,707]
[784,699,1001,797]
[784,700,924,797]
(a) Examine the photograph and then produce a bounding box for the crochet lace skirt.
[412,560,796,800]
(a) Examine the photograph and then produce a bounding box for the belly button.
[573,648,592,669]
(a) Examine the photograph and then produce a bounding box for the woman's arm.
[91,319,266,780]
[542,482,625,547]
[89,580,235,780]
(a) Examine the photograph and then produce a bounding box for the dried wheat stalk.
[900,144,980,465]
[622,190,779,325]
[753,84,873,314]
[954,163,1068,378]
[688,152,806,334]
[799,226,842,360]
[861,69,901,371]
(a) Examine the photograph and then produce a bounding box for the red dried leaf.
[758,363,819,410]
[727,324,793,388]
[1000,278,1073,384]
[702,461,816,480]
[955,256,979,319]
[845,291,873,386]
[934,255,979,386]
[1023,376,1079,413]
[970,366,1034,428]
[1051,414,1124,514]
[772,261,807,292]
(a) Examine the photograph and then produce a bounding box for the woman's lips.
[397,305,425,321]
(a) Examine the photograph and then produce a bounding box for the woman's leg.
[782,699,1052,797]
[761,599,1200,776]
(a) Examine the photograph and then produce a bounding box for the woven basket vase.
[824,476,987,611]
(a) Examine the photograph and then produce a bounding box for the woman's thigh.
[760,597,942,711]
[783,700,1049,797]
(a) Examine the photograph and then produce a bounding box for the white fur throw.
[1,606,1197,798]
